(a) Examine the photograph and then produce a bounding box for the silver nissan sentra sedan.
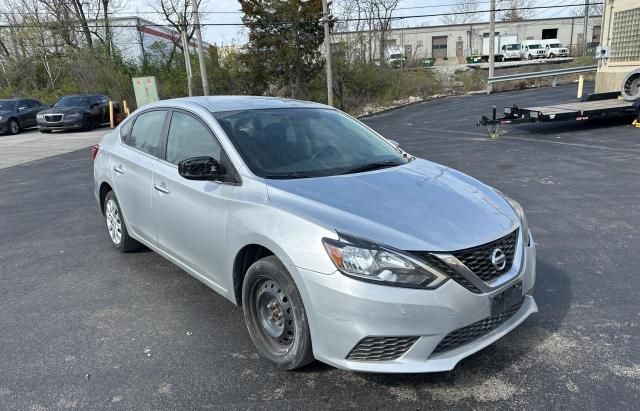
[93,96,537,373]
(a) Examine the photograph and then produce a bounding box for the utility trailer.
[477,92,640,138]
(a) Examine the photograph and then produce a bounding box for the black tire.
[242,255,314,370]
[527,54,533,60]
[103,191,140,252]
[83,115,94,131]
[549,53,555,59]
[8,119,19,135]
[39,129,52,134]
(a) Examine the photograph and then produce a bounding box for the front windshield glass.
[505,44,521,50]
[549,43,562,48]
[214,108,407,179]
[55,96,90,108]
[0,101,16,111]
[528,44,542,49]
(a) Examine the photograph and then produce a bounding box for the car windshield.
[0,101,16,111]
[549,43,562,48]
[505,44,521,50]
[214,108,407,179]
[390,54,403,59]
[528,44,542,49]
[55,96,90,108]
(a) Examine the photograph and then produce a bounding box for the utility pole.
[488,0,496,94]
[321,0,333,106]
[582,0,590,56]
[180,14,194,97]
[192,0,209,96]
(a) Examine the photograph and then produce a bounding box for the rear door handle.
[154,183,170,194]
[113,164,125,174]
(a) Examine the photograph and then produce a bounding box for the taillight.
[91,144,100,161]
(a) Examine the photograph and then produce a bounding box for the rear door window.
[127,110,167,157]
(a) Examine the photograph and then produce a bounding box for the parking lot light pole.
[488,0,496,94]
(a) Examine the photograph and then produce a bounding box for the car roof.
[0,98,20,102]
[146,96,330,113]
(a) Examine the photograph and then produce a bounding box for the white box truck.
[481,34,519,61]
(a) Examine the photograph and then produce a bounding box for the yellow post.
[109,100,114,128]
[123,100,129,117]
[577,75,584,99]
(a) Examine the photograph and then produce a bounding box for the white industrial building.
[94,17,210,64]
[332,15,602,64]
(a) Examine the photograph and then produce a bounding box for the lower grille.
[45,114,63,122]
[347,336,418,361]
[432,298,524,355]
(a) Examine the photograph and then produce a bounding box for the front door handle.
[154,183,170,194]
[113,164,125,174]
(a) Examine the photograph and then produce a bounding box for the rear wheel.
[242,255,314,370]
[104,191,140,252]
[8,119,19,135]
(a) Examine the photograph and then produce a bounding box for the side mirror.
[178,156,224,181]
[17,106,27,112]
[387,139,400,148]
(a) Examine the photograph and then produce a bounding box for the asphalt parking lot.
[1,85,639,409]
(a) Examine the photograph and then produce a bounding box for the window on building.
[610,7,640,62]
[542,29,558,39]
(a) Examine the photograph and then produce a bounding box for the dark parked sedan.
[37,94,117,133]
[0,98,48,135]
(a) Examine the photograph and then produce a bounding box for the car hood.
[265,159,519,251]
[40,106,85,114]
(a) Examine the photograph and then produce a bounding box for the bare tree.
[441,0,481,25]
[571,3,603,17]
[498,0,534,22]
[365,0,398,65]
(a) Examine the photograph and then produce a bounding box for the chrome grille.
[346,336,418,361]
[452,230,518,282]
[432,298,524,355]
[412,253,482,293]
[44,114,63,122]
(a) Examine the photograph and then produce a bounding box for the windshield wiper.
[341,160,403,175]
[264,172,316,179]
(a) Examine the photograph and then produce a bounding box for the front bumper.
[297,231,537,373]
[0,120,8,134]
[37,118,83,131]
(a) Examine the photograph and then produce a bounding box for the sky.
[122,0,589,46]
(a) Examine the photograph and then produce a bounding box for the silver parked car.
[93,96,537,373]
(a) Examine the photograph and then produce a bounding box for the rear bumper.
[297,235,537,373]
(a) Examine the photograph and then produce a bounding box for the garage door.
[432,36,448,58]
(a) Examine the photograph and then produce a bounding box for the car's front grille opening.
[452,230,518,282]
[411,252,482,293]
[346,336,418,361]
[431,298,524,355]
[45,114,63,122]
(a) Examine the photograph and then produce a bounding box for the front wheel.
[242,255,314,370]
[549,53,555,59]
[83,115,94,131]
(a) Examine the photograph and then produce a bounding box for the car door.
[98,95,110,123]
[24,100,41,127]
[15,100,31,127]
[152,109,235,290]
[111,109,169,245]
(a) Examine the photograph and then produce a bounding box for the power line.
[0,3,603,29]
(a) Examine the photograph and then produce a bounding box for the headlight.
[322,234,448,289]
[36,113,44,119]
[66,112,81,119]
[496,191,530,246]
